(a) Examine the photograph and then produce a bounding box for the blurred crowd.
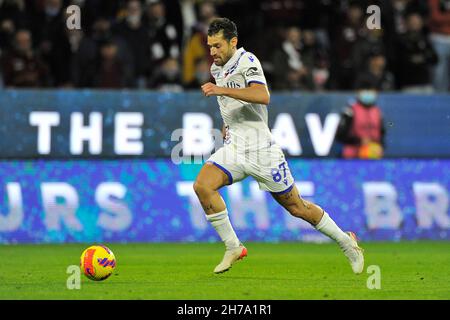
[0,0,449,92]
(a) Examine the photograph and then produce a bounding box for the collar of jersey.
[222,47,246,76]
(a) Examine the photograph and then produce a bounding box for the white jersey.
[211,47,273,151]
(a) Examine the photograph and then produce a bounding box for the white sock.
[206,209,241,250]
[315,211,351,248]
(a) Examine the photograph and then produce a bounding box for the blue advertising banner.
[0,90,449,159]
[1,159,449,243]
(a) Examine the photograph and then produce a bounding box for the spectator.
[0,0,27,50]
[352,28,387,75]
[301,29,330,91]
[114,0,151,87]
[1,29,49,87]
[272,26,312,90]
[76,0,123,33]
[428,0,450,91]
[391,0,429,35]
[330,1,366,90]
[183,0,217,86]
[149,57,183,92]
[30,0,72,86]
[396,13,438,92]
[72,18,133,88]
[184,57,211,89]
[71,18,110,88]
[93,39,133,88]
[0,18,16,52]
[354,53,396,91]
[335,82,386,159]
[145,0,181,76]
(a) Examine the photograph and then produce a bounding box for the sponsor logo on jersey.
[245,67,259,77]
[226,81,241,88]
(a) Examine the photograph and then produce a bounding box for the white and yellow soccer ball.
[80,245,116,281]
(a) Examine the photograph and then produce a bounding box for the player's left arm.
[201,82,270,105]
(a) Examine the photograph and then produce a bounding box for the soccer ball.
[80,245,116,281]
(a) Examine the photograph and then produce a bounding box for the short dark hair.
[207,18,238,41]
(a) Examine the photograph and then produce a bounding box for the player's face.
[207,32,237,66]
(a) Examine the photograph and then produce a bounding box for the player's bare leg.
[271,185,364,274]
[193,162,228,214]
[193,163,247,273]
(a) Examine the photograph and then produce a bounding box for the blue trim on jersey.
[224,50,247,77]
[206,161,233,185]
[247,80,266,86]
[271,183,294,195]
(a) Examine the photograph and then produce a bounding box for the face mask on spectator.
[358,90,377,106]
[127,14,141,26]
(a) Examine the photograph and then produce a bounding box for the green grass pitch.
[0,241,449,300]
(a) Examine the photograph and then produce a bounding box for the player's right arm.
[201,82,270,105]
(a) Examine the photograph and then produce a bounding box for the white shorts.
[206,142,295,194]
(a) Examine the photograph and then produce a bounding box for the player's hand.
[201,82,224,97]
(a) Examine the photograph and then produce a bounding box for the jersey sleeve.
[240,53,267,86]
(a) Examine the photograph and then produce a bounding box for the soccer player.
[194,18,364,274]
